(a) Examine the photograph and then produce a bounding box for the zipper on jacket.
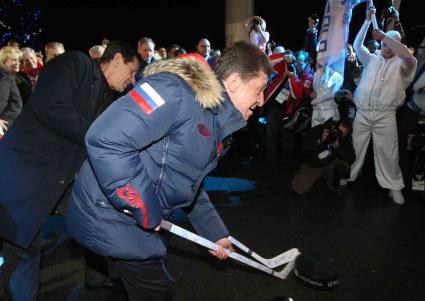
[155,137,169,194]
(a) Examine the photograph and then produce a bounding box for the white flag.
[317,0,368,76]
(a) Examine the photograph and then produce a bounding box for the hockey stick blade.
[161,220,299,280]
[229,236,299,268]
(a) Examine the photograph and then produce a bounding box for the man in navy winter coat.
[66,41,272,300]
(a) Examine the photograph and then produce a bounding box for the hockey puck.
[294,253,342,289]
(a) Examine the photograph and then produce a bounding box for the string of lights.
[0,0,42,47]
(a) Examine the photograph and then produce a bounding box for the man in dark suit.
[0,40,139,301]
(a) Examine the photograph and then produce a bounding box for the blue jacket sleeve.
[85,76,182,229]
[185,188,229,242]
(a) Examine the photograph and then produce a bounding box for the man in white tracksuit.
[349,6,417,205]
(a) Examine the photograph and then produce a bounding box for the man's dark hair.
[99,40,140,64]
[174,47,187,57]
[214,41,272,81]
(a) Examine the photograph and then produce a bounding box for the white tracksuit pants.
[350,110,404,190]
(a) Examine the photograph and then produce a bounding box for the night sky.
[20,0,425,53]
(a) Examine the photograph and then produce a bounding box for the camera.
[323,119,344,147]
[383,0,396,17]
[384,6,396,17]
[254,17,262,26]
[326,127,343,146]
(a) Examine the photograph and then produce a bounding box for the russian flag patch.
[129,82,165,114]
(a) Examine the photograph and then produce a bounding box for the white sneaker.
[389,190,405,205]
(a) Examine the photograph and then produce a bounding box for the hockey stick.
[228,236,299,269]
[161,220,299,280]
[368,0,379,29]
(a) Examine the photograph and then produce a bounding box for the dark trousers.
[264,101,293,166]
[84,248,116,287]
[112,258,175,301]
[398,106,423,189]
[1,232,42,301]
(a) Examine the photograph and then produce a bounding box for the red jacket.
[284,64,313,115]
[264,53,288,103]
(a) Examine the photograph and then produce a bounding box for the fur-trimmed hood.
[143,57,223,109]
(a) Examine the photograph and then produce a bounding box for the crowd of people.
[0,1,424,300]
[252,4,423,205]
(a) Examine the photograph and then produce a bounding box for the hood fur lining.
[143,57,223,109]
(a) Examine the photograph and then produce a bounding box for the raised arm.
[243,16,259,30]
[353,6,375,66]
[372,28,416,69]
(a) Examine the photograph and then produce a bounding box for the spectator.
[35,51,44,67]
[157,47,167,59]
[20,47,42,90]
[0,41,140,300]
[0,47,23,132]
[342,44,363,93]
[211,48,221,60]
[174,47,187,57]
[101,38,110,49]
[196,38,215,67]
[166,44,181,59]
[88,45,105,60]
[398,36,425,190]
[366,39,380,54]
[292,116,355,196]
[0,46,32,106]
[379,0,406,42]
[262,51,294,167]
[310,65,344,127]
[44,41,65,63]
[135,37,156,81]
[266,40,276,56]
[280,50,314,164]
[244,15,270,53]
[305,13,320,67]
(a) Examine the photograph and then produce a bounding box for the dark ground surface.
[30,136,425,301]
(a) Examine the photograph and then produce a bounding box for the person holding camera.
[379,0,405,42]
[305,13,320,67]
[244,15,270,53]
[291,116,355,196]
[349,5,416,205]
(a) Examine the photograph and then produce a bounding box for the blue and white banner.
[317,0,368,76]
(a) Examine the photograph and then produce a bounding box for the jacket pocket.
[94,199,135,225]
